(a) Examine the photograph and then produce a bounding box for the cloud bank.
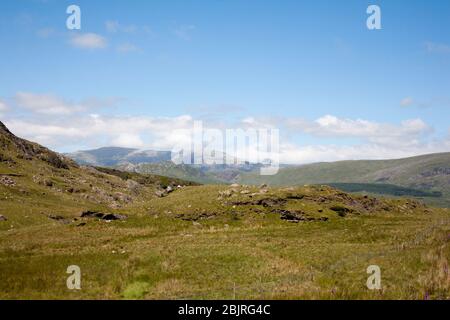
[1,92,449,164]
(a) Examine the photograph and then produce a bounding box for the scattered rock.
[230,183,240,188]
[256,198,287,207]
[259,183,268,189]
[277,209,307,222]
[125,179,139,188]
[80,210,127,221]
[47,214,71,224]
[155,190,167,198]
[0,176,15,187]
[286,194,305,200]
[0,215,7,221]
[43,179,53,187]
[330,205,352,217]
[48,214,65,220]
[113,192,132,203]
[218,190,233,198]
[231,197,287,207]
[274,209,328,223]
[166,186,174,193]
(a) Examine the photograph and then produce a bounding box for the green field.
[1,182,449,299]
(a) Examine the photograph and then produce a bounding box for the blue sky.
[0,0,449,163]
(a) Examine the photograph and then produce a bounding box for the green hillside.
[119,161,223,185]
[237,153,450,207]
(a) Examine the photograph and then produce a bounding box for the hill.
[238,153,450,207]
[0,121,197,216]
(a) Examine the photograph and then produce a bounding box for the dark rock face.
[0,121,12,135]
[154,186,175,198]
[48,214,65,220]
[329,205,352,217]
[273,209,328,223]
[47,214,71,224]
[80,211,127,221]
[231,197,287,207]
[155,190,167,198]
[420,167,450,177]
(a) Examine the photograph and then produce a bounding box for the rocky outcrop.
[80,210,127,221]
[0,176,15,187]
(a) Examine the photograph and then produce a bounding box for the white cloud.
[239,115,438,163]
[2,100,448,164]
[112,133,144,148]
[278,141,449,164]
[12,93,121,116]
[400,97,414,107]
[284,115,430,148]
[4,114,194,151]
[105,20,137,33]
[14,92,85,115]
[36,27,55,38]
[117,43,141,53]
[173,25,196,41]
[0,99,8,112]
[70,33,107,49]
[105,20,120,33]
[425,42,450,54]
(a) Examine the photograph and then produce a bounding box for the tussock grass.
[1,182,449,299]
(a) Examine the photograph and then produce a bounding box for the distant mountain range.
[66,147,172,166]
[66,147,450,207]
[66,147,264,184]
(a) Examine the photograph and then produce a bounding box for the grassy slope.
[238,153,450,207]
[1,182,449,299]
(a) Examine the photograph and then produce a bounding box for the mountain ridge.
[65,146,450,206]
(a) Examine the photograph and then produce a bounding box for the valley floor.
[1,185,449,300]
